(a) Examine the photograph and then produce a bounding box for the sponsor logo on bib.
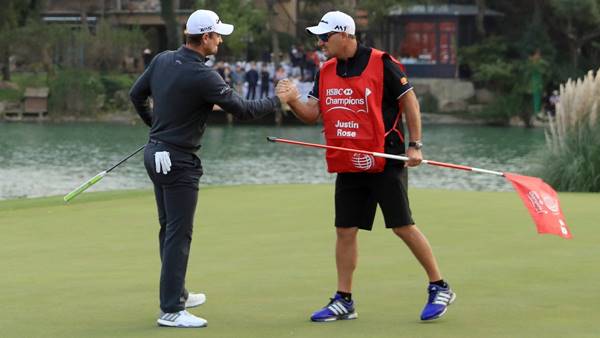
[351,153,374,170]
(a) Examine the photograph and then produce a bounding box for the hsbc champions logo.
[527,190,560,215]
[352,153,374,170]
[325,88,365,106]
[541,191,559,213]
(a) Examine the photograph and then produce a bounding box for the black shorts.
[335,165,414,230]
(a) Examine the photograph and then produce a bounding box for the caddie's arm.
[288,97,321,124]
[400,90,423,167]
[277,79,320,124]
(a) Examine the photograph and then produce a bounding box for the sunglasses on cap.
[317,32,340,42]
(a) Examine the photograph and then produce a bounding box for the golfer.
[277,11,455,322]
[129,9,296,328]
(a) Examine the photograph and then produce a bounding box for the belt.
[149,138,197,154]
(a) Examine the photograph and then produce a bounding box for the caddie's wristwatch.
[408,140,423,150]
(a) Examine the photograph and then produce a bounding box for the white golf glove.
[154,151,171,175]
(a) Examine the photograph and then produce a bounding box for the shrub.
[539,68,600,191]
[540,121,600,191]
[12,72,47,88]
[100,73,136,111]
[472,92,526,125]
[85,22,147,72]
[0,73,48,102]
[100,74,134,92]
[14,21,146,74]
[460,37,550,126]
[48,69,105,116]
[0,87,21,101]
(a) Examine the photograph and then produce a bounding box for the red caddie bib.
[320,49,387,173]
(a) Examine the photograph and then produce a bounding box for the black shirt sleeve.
[129,57,157,127]
[200,70,281,121]
[381,54,412,160]
[382,55,413,100]
[308,70,320,100]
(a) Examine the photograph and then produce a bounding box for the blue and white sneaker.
[310,293,358,322]
[420,284,456,321]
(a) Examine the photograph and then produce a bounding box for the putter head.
[266,136,277,143]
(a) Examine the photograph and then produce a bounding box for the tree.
[460,36,549,127]
[0,3,18,81]
[266,0,281,64]
[0,0,39,81]
[517,0,555,60]
[15,22,66,76]
[78,0,99,34]
[550,0,600,69]
[161,0,182,50]
[475,0,486,38]
[200,0,267,60]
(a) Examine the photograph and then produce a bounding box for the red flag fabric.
[504,173,572,239]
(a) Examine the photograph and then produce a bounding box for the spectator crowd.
[209,45,326,101]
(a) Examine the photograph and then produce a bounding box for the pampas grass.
[540,68,600,192]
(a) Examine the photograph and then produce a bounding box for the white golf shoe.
[157,310,207,328]
[185,292,206,308]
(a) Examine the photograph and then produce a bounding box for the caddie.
[277,10,456,322]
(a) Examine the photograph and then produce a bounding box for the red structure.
[384,5,502,78]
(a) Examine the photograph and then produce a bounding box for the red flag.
[504,173,572,239]
[266,137,574,239]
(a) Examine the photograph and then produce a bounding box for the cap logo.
[199,25,214,32]
[320,20,329,24]
[334,25,347,31]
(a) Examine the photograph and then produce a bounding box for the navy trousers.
[144,140,203,313]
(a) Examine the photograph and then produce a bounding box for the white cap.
[306,11,355,36]
[186,9,234,36]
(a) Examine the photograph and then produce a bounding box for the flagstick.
[267,136,504,176]
[267,136,571,239]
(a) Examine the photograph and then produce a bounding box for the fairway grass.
[0,185,598,338]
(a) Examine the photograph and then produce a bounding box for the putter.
[63,145,146,202]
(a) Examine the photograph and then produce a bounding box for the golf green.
[0,185,597,338]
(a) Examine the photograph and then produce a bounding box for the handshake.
[275,79,300,104]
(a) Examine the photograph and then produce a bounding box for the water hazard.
[0,122,545,200]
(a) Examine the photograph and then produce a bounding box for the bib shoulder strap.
[372,48,406,73]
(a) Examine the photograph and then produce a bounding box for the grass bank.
[0,185,598,338]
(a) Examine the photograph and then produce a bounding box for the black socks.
[430,279,449,288]
[336,291,352,302]
[336,281,447,303]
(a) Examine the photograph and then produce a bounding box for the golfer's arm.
[288,98,321,124]
[400,90,421,142]
[202,71,281,120]
[129,68,153,127]
[216,90,281,121]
